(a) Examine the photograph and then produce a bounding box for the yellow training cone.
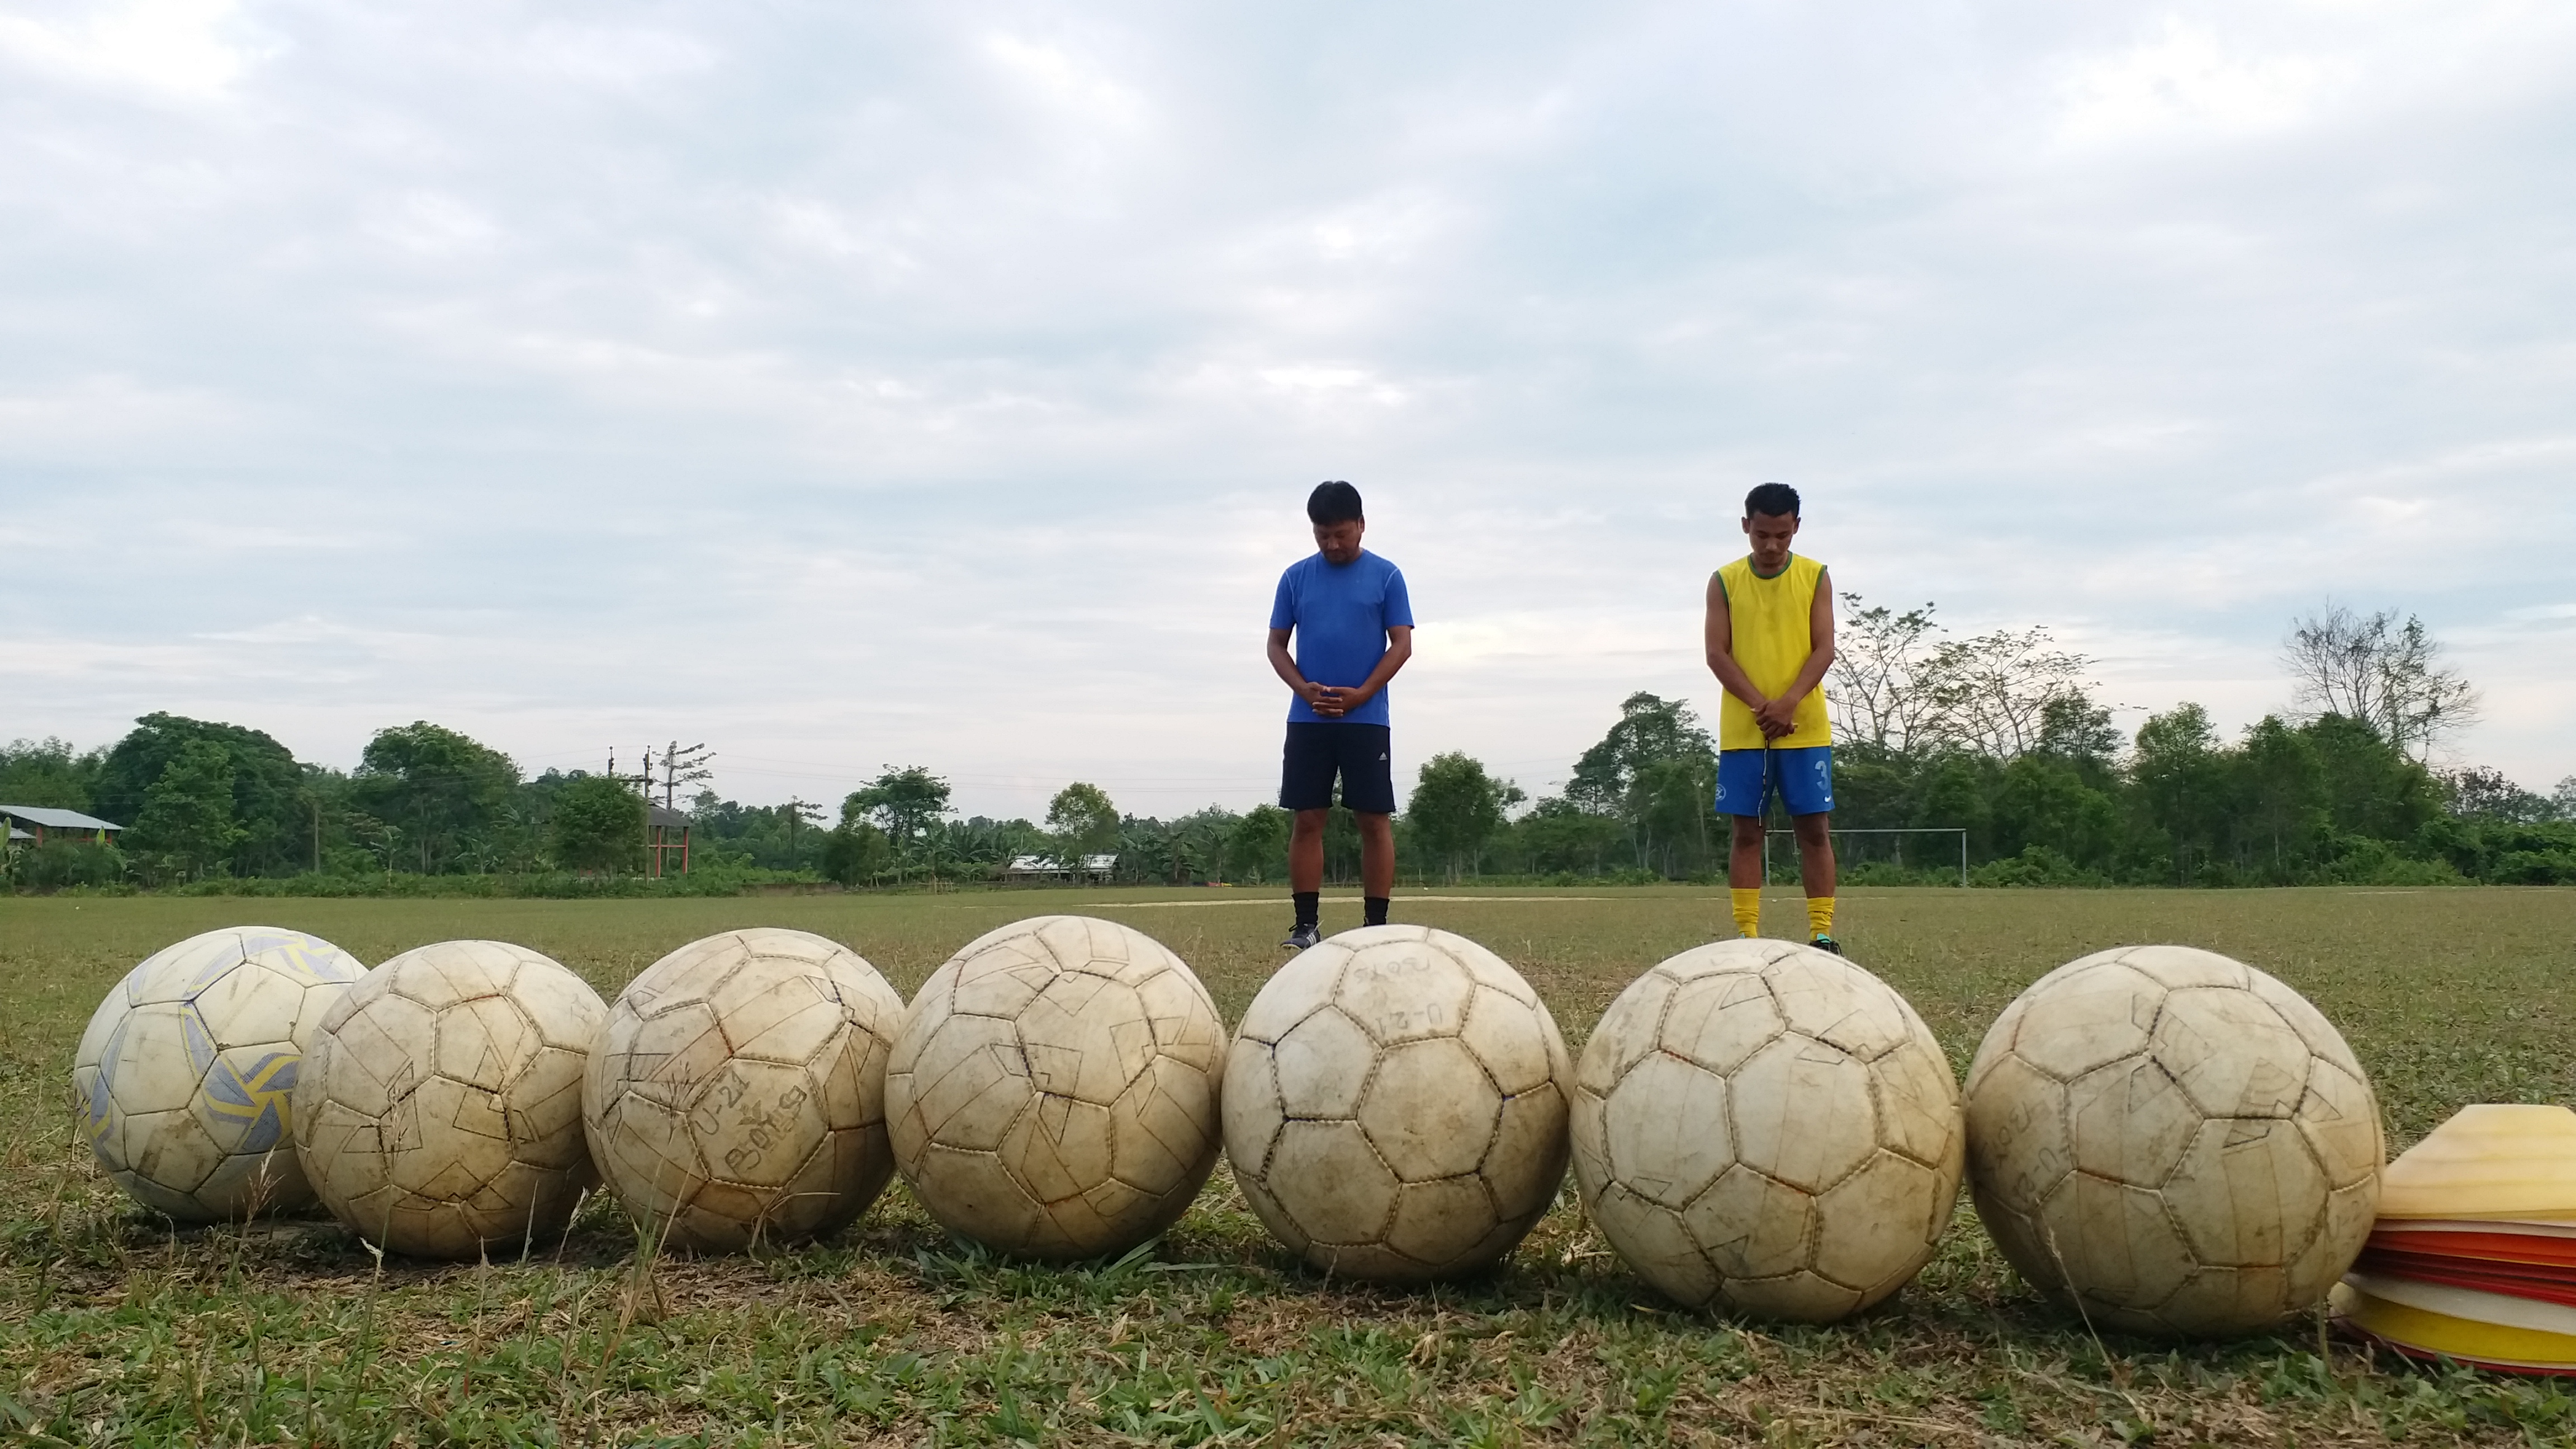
[2377,1105,2576,1223]
[2332,1278,2576,1373]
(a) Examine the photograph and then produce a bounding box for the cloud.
[0,0,273,100]
[2052,17,2346,148]
[1,1,2570,808]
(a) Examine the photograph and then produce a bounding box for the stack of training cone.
[2334,1105,2576,1375]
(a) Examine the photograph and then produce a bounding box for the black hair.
[1308,480,1364,525]
[1744,481,1801,519]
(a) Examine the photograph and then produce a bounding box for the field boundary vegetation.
[6,599,2572,897]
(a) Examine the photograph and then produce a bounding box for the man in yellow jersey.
[1703,481,1840,953]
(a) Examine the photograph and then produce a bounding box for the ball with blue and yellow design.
[72,927,368,1221]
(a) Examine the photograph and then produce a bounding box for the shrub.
[8,841,127,890]
[1969,845,2112,888]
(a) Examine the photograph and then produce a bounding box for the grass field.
[3,885,2573,1446]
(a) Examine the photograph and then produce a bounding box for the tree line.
[3,599,2569,891]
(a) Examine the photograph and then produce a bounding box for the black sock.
[1365,896,1389,927]
[1293,892,1320,928]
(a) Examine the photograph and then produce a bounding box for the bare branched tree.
[1922,626,2097,759]
[2283,605,2479,760]
[1827,595,2099,760]
[1826,596,1948,754]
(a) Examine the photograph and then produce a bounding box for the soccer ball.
[1223,925,1573,1282]
[1962,945,2384,1337]
[1569,939,1964,1322]
[294,940,608,1259]
[886,916,1227,1260]
[71,927,368,1221]
[584,928,906,1252]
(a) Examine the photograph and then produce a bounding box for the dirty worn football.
[1962,945,2384,1337]
[72,926,368,1221]
[1223,925,1573,1282]
[585,927,906,1252]
[885,916,1227,1260]
[295,940,605,1259]
[1571,937,1963,1322]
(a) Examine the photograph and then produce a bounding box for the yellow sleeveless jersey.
[1714,553,1831,751]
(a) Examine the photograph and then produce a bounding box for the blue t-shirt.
[1270,550,1413,726]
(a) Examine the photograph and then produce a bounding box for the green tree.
[1568,692,1720,875]
[1568,693,1715,815]
[1508,797,1625,877]
[92,714,306,874]
[820,818,893,886]
[1116,816,1220,886]
[1989,754,2117,869]
[2306,713,2437,843]
[2034,694,2123,784]
[0,737,105,809]
[2234,717,2327,879]
[1044,782,1121,866]
[2130,704,2228,884]
[548,774,645,873]
[845,767,951,855]
[1164,807,1238,886]
[1406,753,1522,882]
[126,739,244,880]
[1224,805,1291,884]
[1630,756,1715,877]
[2444,766,2554,822]
[351,722,522,874]
[1912,754,1995,862]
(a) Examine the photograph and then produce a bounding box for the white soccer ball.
[1570,939,1964,1322]
[294,940,608,1259]
[1223,925,1573,1282]
[584,928,906,1252]
[72,927,368,1221]
[1962,945,2384,1337]
[886,916,1227,1260]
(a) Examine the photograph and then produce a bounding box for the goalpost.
[1763,826,1970,888]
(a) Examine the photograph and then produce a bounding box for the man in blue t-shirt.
[1266,480,1414,949]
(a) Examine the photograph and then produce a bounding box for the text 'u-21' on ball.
[293,940,607,1259]
[584,927,906,1252]
[1571,939,1963,1322]
[1962,944,2384,1337]
[886,916,1227,1261]
[72,926,368,1222]
[1223,925,1574,1282]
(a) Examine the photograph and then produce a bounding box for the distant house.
[0,804,122,851]
[1002,854,1117,885]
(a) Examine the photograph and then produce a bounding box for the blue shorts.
[1715,746,1834,818]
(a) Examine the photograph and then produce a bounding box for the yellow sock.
[1807,896,1836,940]
[1730,888,1760,939]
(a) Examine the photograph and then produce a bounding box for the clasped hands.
[1298,681,1365,718]
[1750,695,1802,740]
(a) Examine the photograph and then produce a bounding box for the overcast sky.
[3,1,2571,818]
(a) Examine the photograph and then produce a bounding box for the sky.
[3,0,2572,819]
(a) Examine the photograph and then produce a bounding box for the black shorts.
[1281,723,1395,815]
